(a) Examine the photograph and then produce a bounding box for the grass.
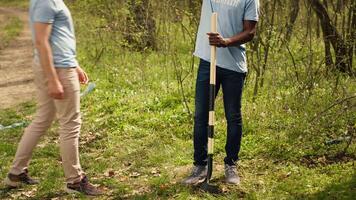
[0,50,354,199]
[0,15,23,49]
[0,0,28,8]
[0,0,26,50]
[0,1,355,200]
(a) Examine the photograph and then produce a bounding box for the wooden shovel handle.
[210,13,217,86]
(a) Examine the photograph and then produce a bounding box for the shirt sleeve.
[244,0,259,21]
[32,0,58,23]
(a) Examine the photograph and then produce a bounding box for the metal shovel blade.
[198,156,222,194]
[199,181,222,194]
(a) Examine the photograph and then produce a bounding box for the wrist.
[49,78,61,85]
[224,38,232,47]
[76,66,84,72]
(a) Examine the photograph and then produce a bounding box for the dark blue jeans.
[193,59,246,166]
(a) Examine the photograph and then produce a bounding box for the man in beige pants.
[4,0,101,196]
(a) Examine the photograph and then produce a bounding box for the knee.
[226,112,242,124]
[28,112,56,134]
[60,111,81,125]
[59,112,82,137]
[194,110,208,124]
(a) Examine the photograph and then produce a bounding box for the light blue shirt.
[194,0,259,73]
[29,0,78,68]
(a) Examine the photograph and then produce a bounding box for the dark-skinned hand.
[207,32,231,48]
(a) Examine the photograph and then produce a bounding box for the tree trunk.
[260,0,277,88]
[349,0,355,72]
[124,0,157,51]
[322,0,334,68]
[285,0,300,42]
[310,0,353,76]
[188,0,201,21]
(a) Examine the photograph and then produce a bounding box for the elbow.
[34,39,46,49]
[247,31,256,42]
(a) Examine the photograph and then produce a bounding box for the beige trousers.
[10,61,83,184]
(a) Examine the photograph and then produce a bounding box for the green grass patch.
[0,1,354,199]
[0,0,28,8]
[0,15,23,49]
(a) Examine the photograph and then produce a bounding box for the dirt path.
[0,7,35,109]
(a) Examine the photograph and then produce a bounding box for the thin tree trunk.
[310,0,353,75]
[349,0,355,71]
[125,0,157,50]
[285,0,300,42]
[322,0,334,68]
[316,18,321,38]
[260,0,277,88]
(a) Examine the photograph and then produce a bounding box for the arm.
[34,22,64,99]
[208,20,257,47]
[76,66,89,84]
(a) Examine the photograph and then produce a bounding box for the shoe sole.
[181,176,206,186]
[65,187,102,196]
[225,178,240,185]
[194,177,206,186]
[3,177,22,188]
[225,181,240,185]
[65,187,81,194]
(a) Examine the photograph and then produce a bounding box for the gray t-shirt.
[194,0,259,73]
[30,0,78,68]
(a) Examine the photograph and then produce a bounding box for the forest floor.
[0,2,355,200]
[0,7,35,109]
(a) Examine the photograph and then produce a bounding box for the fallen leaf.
[150,168,161,177]
[130,172,141,178]
[104,169,115,177]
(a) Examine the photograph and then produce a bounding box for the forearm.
[226,30,255,47]
[36,42,59,82]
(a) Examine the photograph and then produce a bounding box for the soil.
[0,7,35,109]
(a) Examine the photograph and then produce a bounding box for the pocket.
[57,68,80,93]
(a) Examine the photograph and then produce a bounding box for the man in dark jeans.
[182,0,259,185]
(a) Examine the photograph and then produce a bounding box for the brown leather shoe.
[66,176,102,196]
[4,169,39,188]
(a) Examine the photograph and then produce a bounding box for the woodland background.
[0,0,355,199]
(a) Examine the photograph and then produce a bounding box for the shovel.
[199,12,222,194]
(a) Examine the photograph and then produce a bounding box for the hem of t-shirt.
[54,65,77,68]
[244,17,259,22]
[54,59,79,68]
[33,19,54,24]
[193,53,248,73]
[54,61,79,68]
